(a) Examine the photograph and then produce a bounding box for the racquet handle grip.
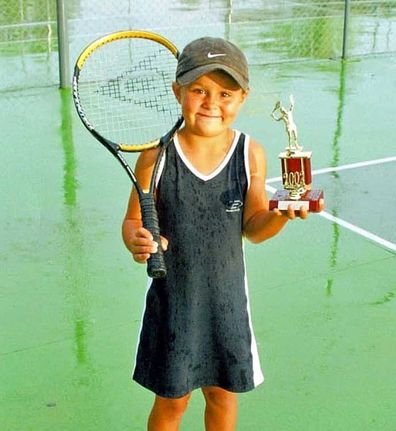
[139,195,167,278]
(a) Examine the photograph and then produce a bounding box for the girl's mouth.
[197,113,221,120]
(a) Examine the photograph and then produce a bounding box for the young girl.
[122,37,321,431]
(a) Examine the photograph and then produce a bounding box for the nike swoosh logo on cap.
[207,52,226,58]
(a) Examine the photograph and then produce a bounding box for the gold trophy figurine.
[269,95,324,212]
[271,94,302,153]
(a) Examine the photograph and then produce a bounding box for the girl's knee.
[154,393,192,418]
[202,386,237,409]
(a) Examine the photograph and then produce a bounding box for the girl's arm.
[242,139,309,243]
[122,148,168,263]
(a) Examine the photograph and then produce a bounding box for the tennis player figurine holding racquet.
[123,37,324,431]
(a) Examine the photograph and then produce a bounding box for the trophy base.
[269,189,324,212]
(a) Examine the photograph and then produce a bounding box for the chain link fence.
[0,0,395,91]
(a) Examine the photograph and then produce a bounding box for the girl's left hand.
[273,198,325,220]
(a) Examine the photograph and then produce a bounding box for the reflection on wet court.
[1,2,396,430]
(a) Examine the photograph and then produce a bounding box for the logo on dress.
[226,199,243,212]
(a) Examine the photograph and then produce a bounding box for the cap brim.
[176,64,249,91]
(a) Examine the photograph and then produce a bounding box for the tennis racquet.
[72,30,182,278]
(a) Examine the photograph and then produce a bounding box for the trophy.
[269,95,323,212]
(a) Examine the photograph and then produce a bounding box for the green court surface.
[1,54,396,430]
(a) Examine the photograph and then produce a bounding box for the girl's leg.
[148,392,192,431]
[201,386,238,431]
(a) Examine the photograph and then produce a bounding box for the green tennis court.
[1,2,396,430]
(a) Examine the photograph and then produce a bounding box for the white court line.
[265,182,396,253]
[319,211,396,252]
[266,156,396,183]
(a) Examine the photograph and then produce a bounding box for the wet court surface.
[1,55,396,430]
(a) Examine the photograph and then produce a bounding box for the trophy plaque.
[269,95,323,212]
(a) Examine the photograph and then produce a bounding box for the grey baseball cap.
[176,37,249,91]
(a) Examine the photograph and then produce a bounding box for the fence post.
[56,0,70,88]
[342,0,351,59]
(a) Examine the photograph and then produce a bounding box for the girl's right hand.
[128,227,168,263]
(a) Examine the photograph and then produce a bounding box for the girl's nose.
[203,92,217,107]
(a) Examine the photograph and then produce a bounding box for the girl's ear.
[172,81,182,103]
[241,88,250,103]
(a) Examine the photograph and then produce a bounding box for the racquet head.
[73,30,181,153]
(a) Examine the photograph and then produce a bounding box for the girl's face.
[172,71,248,138]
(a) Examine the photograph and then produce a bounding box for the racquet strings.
[77,36,180,149]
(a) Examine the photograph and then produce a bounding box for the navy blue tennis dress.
[133,130,264,398]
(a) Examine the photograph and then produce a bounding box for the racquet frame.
[72,30,183,278]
